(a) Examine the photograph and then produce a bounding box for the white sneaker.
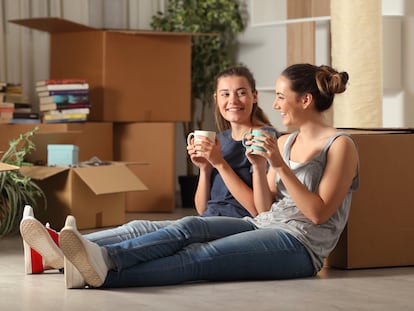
[20,205,64,273]
[59,215,109,288]
[64,257,86,289]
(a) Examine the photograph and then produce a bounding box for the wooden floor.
[1,208,414,310]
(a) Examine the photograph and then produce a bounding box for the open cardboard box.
[326,128,414,269]
[10,17,192,122]
[20,162,148,230]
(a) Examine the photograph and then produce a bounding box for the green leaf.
[0,127,46,238]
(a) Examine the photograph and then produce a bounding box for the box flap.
[73,164,147,195]
[20,166,69,180]
[0,162,20,172]
[9,17,97,33]
[9,18,200,37]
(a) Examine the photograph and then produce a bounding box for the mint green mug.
[242,129,276,154]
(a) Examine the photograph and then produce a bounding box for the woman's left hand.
[246,130,282,167]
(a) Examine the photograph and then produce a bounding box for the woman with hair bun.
[24,63,359,289]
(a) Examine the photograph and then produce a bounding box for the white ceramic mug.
[187,130,216,145]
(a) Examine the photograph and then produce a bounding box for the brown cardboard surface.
[327,131,414,268]
[20,163,147,230]
[10,18,192,122]
[0,162,20,172]
[10,17,95,32]
[73,164,147,194]
[113,122,176,212]
[0,123,113,164]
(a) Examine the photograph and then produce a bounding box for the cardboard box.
[113,122,176,212]
[10,18,192,122]
[327,129,414,269]
[0,122,113,164]
[20,163,147,230]
[0,162,19,172]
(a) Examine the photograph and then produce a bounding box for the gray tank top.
[249,131,359,271]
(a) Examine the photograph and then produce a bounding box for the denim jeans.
[84,220,174,245]
[95,216,315,288]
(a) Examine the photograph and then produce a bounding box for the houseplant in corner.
[0,127,46,237]
[151,0,246,207]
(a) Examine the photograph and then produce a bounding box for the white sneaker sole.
[60,228,106,288]
[20,218,64,270]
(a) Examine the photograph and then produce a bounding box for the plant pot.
[178,175,199,208]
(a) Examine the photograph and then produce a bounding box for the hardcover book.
[44,108,90,115]
[43,112,88,123]
[39,102,58,111]
[37,89,89,97]
[36,78,87,86]
[35,83,89,92]
[13,112,40,119]
[10,118,41,124]
[53,103,91,110]
[40,94,89,104]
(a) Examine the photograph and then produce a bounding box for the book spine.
[39,103,58,111]
[36,83,89,92]
[53,103,91,109]
[36,78,87,86]
[10,118,41,124]
[40,95,89,104]
[0,107,15,112]
[37,89,89,97]
[13,112,40,119]
[0,102,15,108]
[14,103,32,109]
[43,113,88,120]
[45,108,90,115]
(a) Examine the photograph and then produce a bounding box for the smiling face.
[272,75,308,128]
[214,75,257,127]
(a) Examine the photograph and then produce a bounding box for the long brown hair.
[214,66,272,132]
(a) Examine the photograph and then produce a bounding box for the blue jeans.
[84,220,174,245]
[90,216,315,288]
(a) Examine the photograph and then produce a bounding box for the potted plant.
[0,127,46,237]
[151,0,246,207]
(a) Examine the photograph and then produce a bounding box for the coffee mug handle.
[187,132,195,145]
[241,131,252,148]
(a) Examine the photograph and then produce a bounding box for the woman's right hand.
[187,139,211,170]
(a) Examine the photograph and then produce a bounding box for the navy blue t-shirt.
[202,126,278,218]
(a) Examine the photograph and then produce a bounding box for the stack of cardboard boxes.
[1,18,192,228]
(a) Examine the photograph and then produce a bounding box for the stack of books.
[0,82,13,123]
[1,82,40,124]
[35,78,91,123]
